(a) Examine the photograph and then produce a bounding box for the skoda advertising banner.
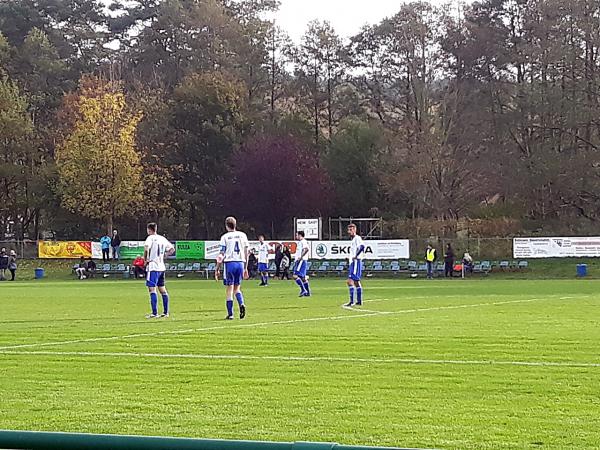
[310,240,410,260]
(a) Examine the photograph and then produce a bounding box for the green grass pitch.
[1,278,599,449]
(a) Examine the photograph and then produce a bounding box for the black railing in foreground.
[0,431,425,450]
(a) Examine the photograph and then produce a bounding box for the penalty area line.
[0,296,551,351]
[0,350,598,369]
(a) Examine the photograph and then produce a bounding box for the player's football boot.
[239,304,246,320]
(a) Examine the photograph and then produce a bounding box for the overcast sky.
[272,0,470,42]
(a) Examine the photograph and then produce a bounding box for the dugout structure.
[327,218,383,240]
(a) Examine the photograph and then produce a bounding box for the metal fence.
[410,238,514,260]
[0,431,419,450]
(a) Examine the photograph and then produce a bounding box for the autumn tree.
[56,78,143,232]
[220,134,333,236]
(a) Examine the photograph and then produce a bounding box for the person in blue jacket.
[100,234,111,262]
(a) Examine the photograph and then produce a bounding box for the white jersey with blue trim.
[144,234,174,272]
[257,242,269,264]
[220,231,249,263]
[295,238,310,262]
[350,235,365,262]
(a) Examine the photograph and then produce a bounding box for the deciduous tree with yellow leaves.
[56,77,143,232]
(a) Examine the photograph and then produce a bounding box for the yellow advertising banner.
[38,241,93,259]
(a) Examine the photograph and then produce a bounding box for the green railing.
[0,431,420,450]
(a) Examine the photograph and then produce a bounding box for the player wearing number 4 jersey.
[345,223,365,307]
[215,217,249,320]
[144,223,175,319]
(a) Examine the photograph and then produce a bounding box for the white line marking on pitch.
[0,297,550,351]
[0,350,598,369]
[341,304,386,314]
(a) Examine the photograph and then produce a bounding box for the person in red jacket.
[133,255,146,279]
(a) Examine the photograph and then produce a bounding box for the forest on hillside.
[1,0,600,239]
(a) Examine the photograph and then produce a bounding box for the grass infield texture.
[0,278,599,449]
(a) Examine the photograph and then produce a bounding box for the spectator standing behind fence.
[100,233,111,262]
[425,244,437,280]
[8,250,17,281]
[247,250,258,279]
[444,244,455,278]
[280,246,292,280]
[274,244,283,279]
[0,248,8,281]
[111,229,121,260]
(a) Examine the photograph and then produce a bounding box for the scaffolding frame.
[327,217,383,240]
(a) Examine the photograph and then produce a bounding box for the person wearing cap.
[8,250,17,281]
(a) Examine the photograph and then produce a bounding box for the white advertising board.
[513,237,600,258]
[310,240,410,260]
[205,239,410,260]
[204,240,298,260]
[295,218,321,240]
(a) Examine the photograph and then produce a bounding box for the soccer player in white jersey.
[215,217,249,320]
[257,235,270,287]
[293,231,311,297]
[144,223,175,318]
[345,223,365,307]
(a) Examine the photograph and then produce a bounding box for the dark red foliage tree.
[219,134,333,237]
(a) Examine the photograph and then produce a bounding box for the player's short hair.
[147,222,157,232]
[348,223,357,229]
[297,230,305,237]
[258,234,265,239]
[226,216,237,230]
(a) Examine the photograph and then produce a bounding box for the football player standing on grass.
[344,223,365,307]
[215,217,249,320]
[293,231,311,297]
[144,223,175,319]
[257,235,270,287]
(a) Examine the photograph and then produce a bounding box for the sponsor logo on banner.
[514,237,600,258]
[92,241,146,259]
[315,243,328,258]
[39,241,92,259]
[310,240,410,260]
[176,241,204,259]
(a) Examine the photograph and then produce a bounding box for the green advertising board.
[119,242,146,259]
[176,241,205,260]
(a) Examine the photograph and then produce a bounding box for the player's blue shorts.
[294,260,308,278]
[146,271,165,288]
[258,263,269,273]
[348,261,363,281]
[224,261,244,286]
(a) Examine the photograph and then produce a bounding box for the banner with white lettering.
[204,240,298,260]
[310,240,410,260]
[513,237,600,258]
